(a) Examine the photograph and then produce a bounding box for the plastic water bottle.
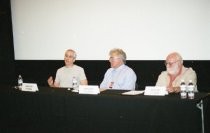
[180,79,187,99]
[18,75,23,90]
[187,80,195,99]
[72,77,78,90]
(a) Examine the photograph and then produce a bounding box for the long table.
[0,86,208,133]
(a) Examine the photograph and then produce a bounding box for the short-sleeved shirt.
[100,64,137,90]
[156,66,197,91]
[55,65,87,88]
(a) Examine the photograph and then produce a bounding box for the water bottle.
[187,80,195,99]
[180,79,187,99]
[72,77,78,90]
[18,75,23,90]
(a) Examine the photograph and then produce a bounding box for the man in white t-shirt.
[47,49,88,88]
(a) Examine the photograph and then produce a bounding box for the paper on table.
[122,90,144,95]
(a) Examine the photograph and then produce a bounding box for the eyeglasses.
[109,57,121,61]
[65,55,75,59]
[165,60,179,66]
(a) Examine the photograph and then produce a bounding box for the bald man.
[156,52,197,93]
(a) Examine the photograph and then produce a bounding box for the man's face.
[165,57,181,75]
[64,51,75,66]
[109,53,123,68]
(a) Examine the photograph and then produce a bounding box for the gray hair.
[109,48,127,63]
[66,49,77,59]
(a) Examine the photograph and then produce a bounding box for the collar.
[112,64,125,71]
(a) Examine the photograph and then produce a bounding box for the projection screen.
[11,0,210,60]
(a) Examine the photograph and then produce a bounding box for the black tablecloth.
[0,86,208,133]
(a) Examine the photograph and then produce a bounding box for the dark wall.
[14,60,210,92]
[15,60,161,88]
[0,0,15,85]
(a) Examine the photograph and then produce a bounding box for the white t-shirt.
[55,65,87,88]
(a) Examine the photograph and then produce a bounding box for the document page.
[122,90,144,95]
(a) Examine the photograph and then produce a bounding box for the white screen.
[11,0,210,60]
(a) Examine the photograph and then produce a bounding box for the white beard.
[167,65,179,75]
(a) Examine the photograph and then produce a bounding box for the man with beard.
[47,49,88,88]
[156,52,197,93]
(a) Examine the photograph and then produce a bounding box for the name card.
[79,85,100,95]
[144,86,167,96]
[21,83,39,92]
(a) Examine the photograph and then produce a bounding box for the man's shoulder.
[73,64,84,70]
[187,67,195,71]
[159,71,168,76]
[184,67,196,74]
[57,66,65,71]
[124,65,135,71]
[123,64,129,68]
